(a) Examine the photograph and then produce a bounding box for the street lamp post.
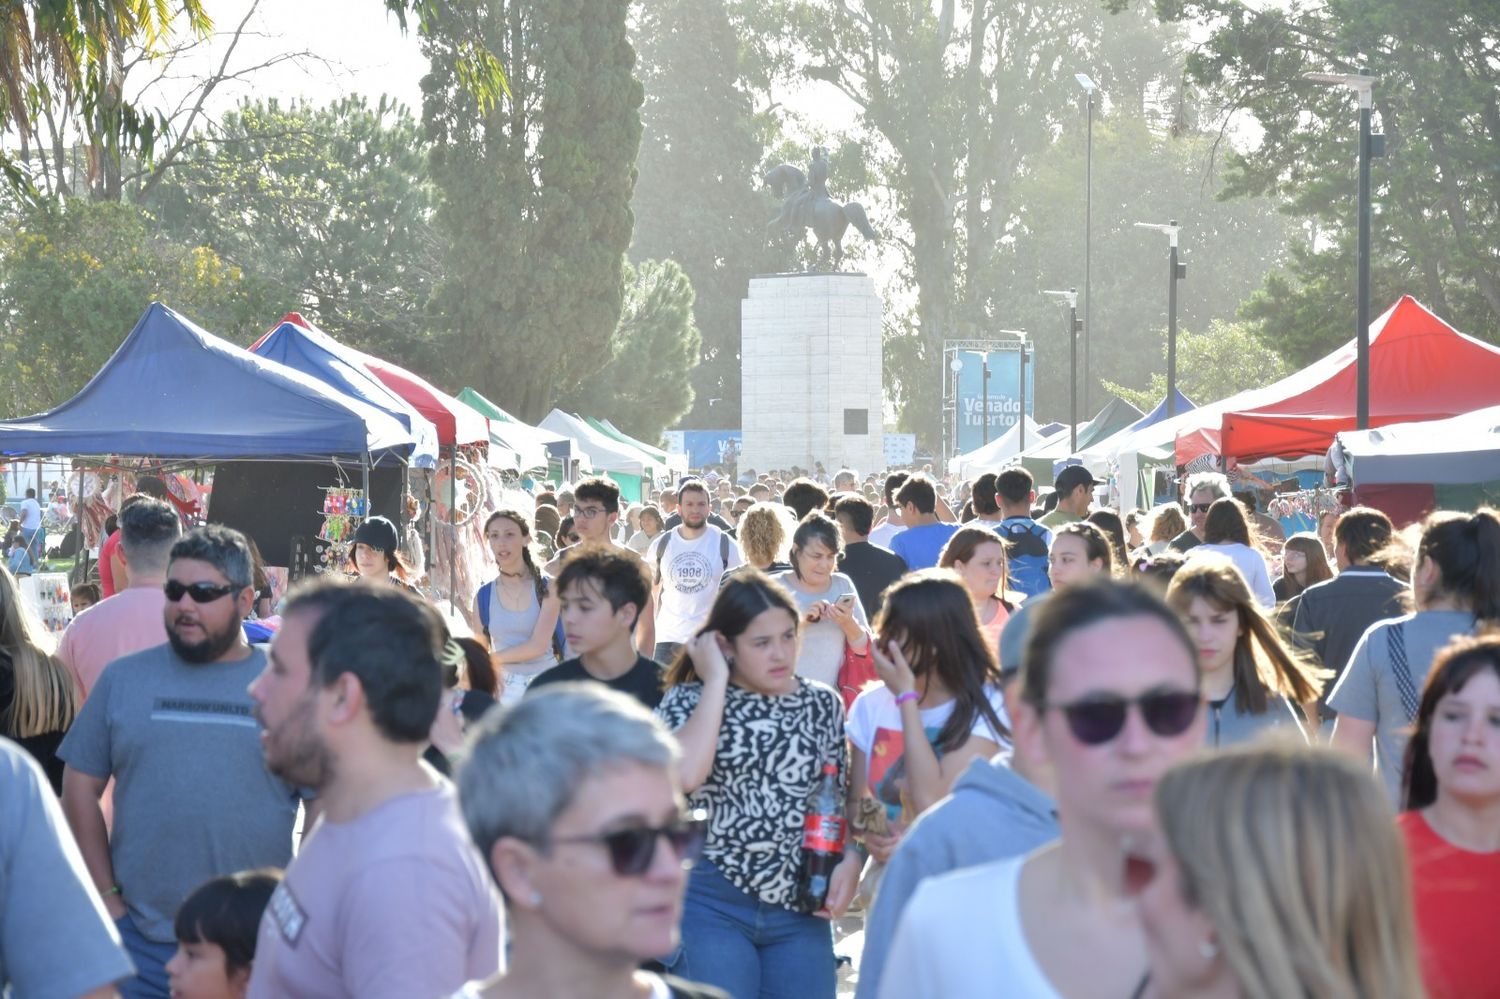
[981,353,992,446]
[1043,289,1082,453]
[1305,70,1382,429]
[1017,333,1029,453]
[1133,221,1188,418]
[1076,73,1096,416]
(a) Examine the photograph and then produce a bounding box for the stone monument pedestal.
[740,273,884,475]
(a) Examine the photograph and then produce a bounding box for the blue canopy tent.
[251,320,440,469]
[0,303,418,463]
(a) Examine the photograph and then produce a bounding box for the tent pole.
[449,448,457,614]
[361,452,371,513]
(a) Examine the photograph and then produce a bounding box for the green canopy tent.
[1018,397,1144,486]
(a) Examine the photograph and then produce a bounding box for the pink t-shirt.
[58,586,169,699]
[249,783,505,999]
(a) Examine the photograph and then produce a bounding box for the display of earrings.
[316,487,367,575]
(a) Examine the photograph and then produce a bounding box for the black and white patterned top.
[657,677,847,910]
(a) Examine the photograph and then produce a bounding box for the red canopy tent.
[258,313,489,446]
[1181,297,1500,464]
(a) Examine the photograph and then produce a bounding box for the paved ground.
[835,909,865,997]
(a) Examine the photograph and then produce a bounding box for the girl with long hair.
[1273,532,1334,603]
[1133,741,1426,999]
[1085,509,1128,568]
[853,571,1009,873]
[474,510,560,704]
[1166,556,1327,746]
[1398,634,1500,999]
[1189,498,1275,608]
[1330,508,1500,804]
[347,515,418,590]
[0,564,77,791]
[658,573,857,998]
[773,512,870,689]
[938,526,1014,651]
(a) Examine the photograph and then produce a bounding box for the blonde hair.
[1147,503,1187,544]
[0,566,75,737]
[1156,741,1426,999]
[736,502,793,567]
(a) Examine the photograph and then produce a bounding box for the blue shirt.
[890,522,961,571]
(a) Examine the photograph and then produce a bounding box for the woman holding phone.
[775,512,871,688]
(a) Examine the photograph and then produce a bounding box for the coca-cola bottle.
[796,761,847,912]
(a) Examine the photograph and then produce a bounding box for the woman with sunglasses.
[880,579,1205,998]
[938,526,1015,651]
[1398,634,1500,999]
[658,573,856,999]
[453,684,726,999]
[1133,742,1423,999]
[1165,556,1327,747]
[1330,508,1500,804]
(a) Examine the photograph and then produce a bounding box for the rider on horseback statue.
[765,146,877,271]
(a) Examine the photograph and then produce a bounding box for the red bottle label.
[803,814,847,853]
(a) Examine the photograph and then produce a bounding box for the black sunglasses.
[1046,689,1201,745]
[550,809,708,877]
[163,580,240,604]
[1189,502,1213,514]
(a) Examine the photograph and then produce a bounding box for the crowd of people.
[2,460,1498,999]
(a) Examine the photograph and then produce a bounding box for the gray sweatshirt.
[855,754,1058,999]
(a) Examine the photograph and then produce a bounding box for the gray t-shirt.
[1204,687,1306,748]
[58,643,301,943]
[1,737,134,997]
[1328,610,1477,805]
[773,571,869,689]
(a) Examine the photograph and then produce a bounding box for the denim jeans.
[115,912,174,999]
[666,860,835,999]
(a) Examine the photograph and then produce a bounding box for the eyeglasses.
[1045,689,1201,745]
[573,506,608,520]
[1189,503,1213,514]
[549,809,709,876]
[163,580,240,604]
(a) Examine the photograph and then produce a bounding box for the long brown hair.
[1280,533,1333,597]
[665,572,800,686]
[1402,632,1500,811]
[874,570,1008,752]
[0,566,75,737]
[1416,508,1500,625]
[485,509,547,609]
[1203,497,1259,549]
[938,525,1009,598]
[1166,556,1330,713]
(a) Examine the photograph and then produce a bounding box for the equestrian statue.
[764,146,878,271]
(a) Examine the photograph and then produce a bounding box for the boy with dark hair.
[994,468,1053,599]
[833,494,908,619]
[869,471,910,548]
[782,477,832,521]
[890,474,959,571]
[528,548,664,709]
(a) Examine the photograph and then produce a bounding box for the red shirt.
[1398,810,1500,998]
[98,529,121,597]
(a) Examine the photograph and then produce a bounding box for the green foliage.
[148,96,442,371]
[560,259,701,442]
[423,0,644,422]
[1155,0,1500,358]
[630,0,789,429]
[0,199,263,414]
[1099,319,1290,412]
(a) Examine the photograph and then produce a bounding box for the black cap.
[1053,464,1098,494]
[351,515,399,554]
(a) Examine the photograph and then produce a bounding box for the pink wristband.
[894,691,919,706]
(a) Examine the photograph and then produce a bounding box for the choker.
[499,570,527,580]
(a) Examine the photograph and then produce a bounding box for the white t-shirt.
[1190,542,1276,609]
[879,855,1062,999]
[847,684,1010,824]
[868,521,905,549]
[17,497,41,531]
[648,526,744,643]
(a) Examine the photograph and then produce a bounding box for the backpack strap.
[1386,622,1420,721]
[476,580,493,634]
[719,529,730,570]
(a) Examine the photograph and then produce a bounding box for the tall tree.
[423,0,643,421]
[1144,0,1500,359]
[630,0,786,429]
[149,96,441,370]
[560,258,702,442]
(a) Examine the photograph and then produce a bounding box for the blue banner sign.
[955,349,1033,453]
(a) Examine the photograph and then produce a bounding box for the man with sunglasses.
[246,579,503,997]
[879,579,1206,998]
[59,526,305,999]
[1167,471,1231,553]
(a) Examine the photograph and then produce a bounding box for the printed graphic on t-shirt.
[868,724,943,822]
[668,550,716,594]
[150,697,259,729]
[268,881,307,945]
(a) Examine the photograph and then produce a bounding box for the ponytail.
[1419,508,1500,625]
[1468,510,1500,625]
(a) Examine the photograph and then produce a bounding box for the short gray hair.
[458,684,680,867]
[169,524,253,590]
[1185,472,1232,502]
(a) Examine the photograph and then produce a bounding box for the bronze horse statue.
[764,149,878,270]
